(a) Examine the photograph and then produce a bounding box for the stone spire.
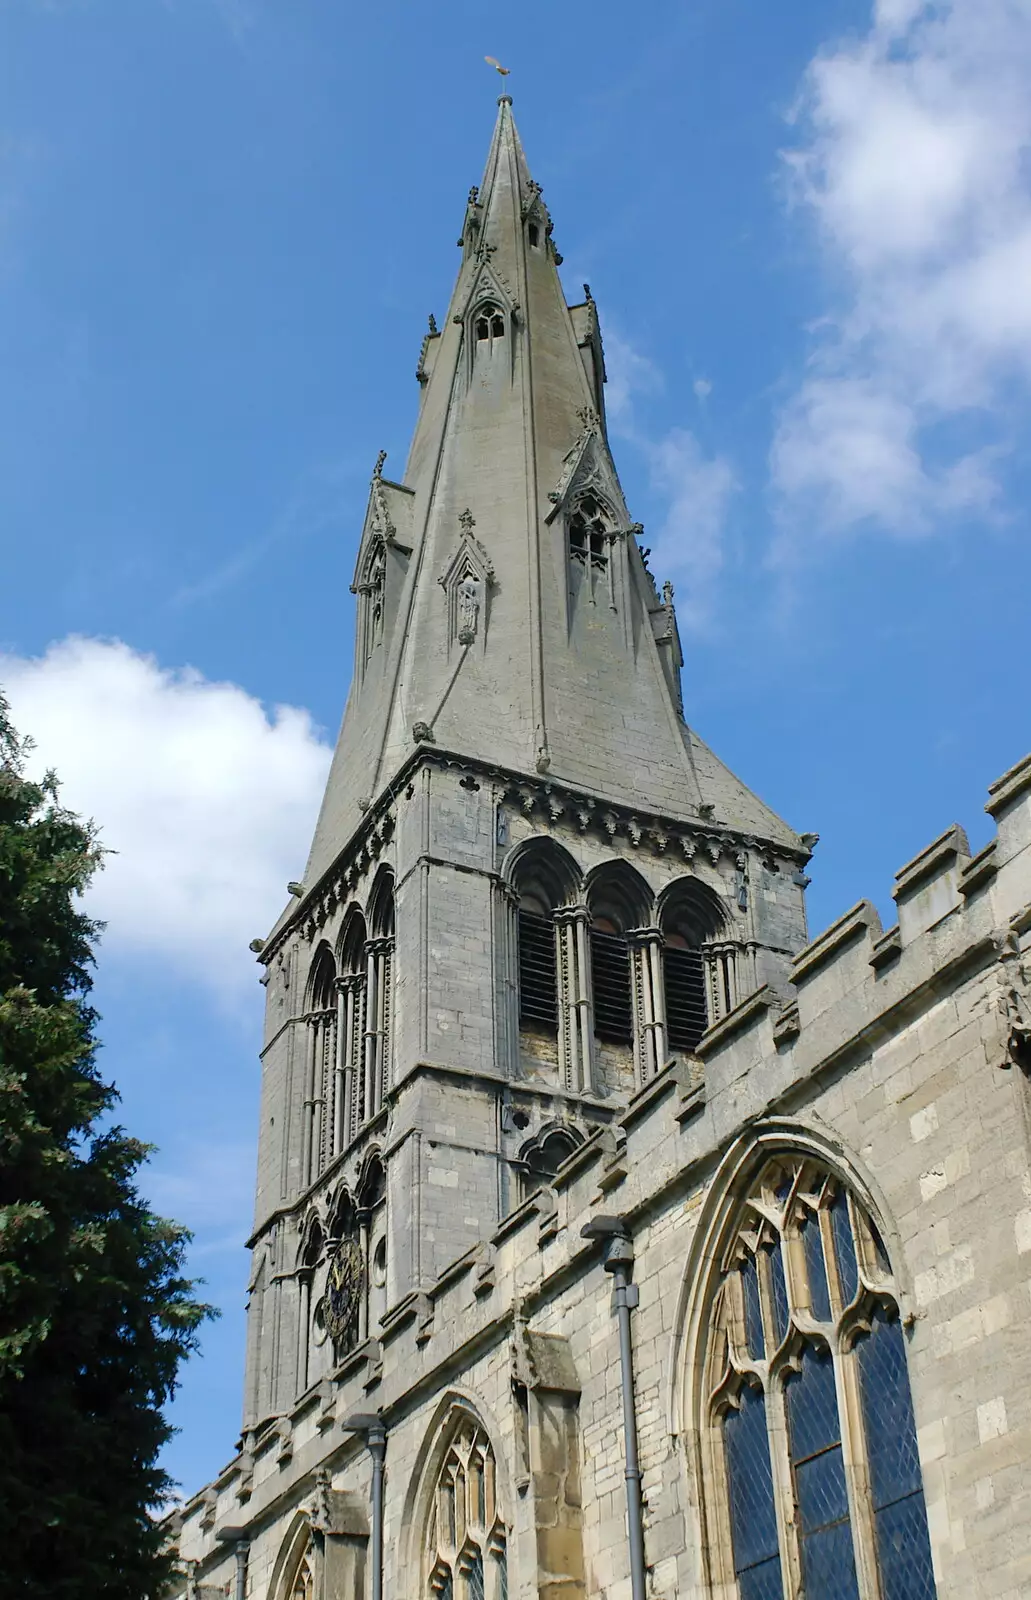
[302,96,799,890]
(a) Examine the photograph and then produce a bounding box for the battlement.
[174,749,1031,1591]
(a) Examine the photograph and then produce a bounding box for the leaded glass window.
[427,1419,507,1600]
[705,1157,937,1600]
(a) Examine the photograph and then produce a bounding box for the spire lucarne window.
[704,1156,937,1600]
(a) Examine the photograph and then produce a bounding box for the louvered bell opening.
[664,943,707,1051]
[518,910,557,1032]
[590,928,633,1043]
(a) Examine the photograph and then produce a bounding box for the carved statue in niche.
[457,575,482,644]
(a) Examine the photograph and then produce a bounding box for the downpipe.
[582,1216,646,1600]
[345,1411,387,1600]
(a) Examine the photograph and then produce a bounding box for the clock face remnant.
[323,1236,364,1345]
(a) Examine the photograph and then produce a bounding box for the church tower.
[242,97,812,1426]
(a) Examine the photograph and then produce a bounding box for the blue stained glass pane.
[497,1553,508,1600]
[830,1190,859,1306]
[795,1445,850,1534]
[774,1172,793,1203]
[741,1255,764,1360]
[737,1557,784,1600]
[723,1384,779,1575]
[802,1211,832,1322]
[440,1575,454,1600]
[766,1242,790,1347]
[856,1311,922,1507]
[468,1553,484,1600]
[798,1519,861,1600]
[785,1344,840,1462]
[856,1310,937,1600]
[875,1494,937,1600]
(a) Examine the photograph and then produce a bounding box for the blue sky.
[2,0,1030,1495]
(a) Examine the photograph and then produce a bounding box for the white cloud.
[605,332,736,627]
[1,637,331,996]
[772,0,1031,544]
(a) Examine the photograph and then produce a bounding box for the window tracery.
[517,1126,582,1201]
[567,494,615,609]
[474,302,506,345]
[703,1157,936,1600]
[427,1420,507,1600]
[290,1536,316,1600]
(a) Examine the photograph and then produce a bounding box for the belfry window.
[589,915,633,1044]
[704,1157,937,1600]
[527,221,540,248]
[663,931,708,1053]
[517,892,558,1035]
[475,303,506,342]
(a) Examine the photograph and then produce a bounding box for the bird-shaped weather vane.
[485,55,511,78]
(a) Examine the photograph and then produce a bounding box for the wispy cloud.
[771,0,1031,552]
[605,330,736,629]
[172,459,355,607]
[1,637,331,999]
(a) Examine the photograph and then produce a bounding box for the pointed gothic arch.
[335,903,389,1142]
[403,1394,511,1600]
[658,875,733,1055]
[303,944,339,1188]
[674,1120,934,1600]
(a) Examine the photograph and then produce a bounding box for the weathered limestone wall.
[179,751,1031,1600]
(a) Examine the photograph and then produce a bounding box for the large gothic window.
[703,1157,936,1600]
[427,1418,507,1600]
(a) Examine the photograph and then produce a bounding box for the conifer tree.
[0,694,213,1598]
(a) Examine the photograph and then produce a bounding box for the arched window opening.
[337,911,368,1149]
[517,891,558,1037]
[357,540,387,674]
[358,1153,388,1339]
[527,221,540,248]
[305,945,338,1187]
[589,914,633,1044]
[427,1419,507,1600]
[705,1157,937,1600]
[364,870,396,1122]
[297,1219,324,1395]
[567,495,615,611]
[568,496,609,569]
[518,1126,582,1202]
[474,303,506,344]
[663,927,707,1054]
[659,879,732,1058]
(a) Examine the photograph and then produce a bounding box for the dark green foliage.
[0,695,214,1598]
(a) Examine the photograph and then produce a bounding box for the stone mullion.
[376,939,393,1110]
[556,907,592,1093]
[836,1327,883,1600]
[631,929,667,1082]
[555,913,576,1092]
[628,936,650,1086]
[296,1271,312,1396]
